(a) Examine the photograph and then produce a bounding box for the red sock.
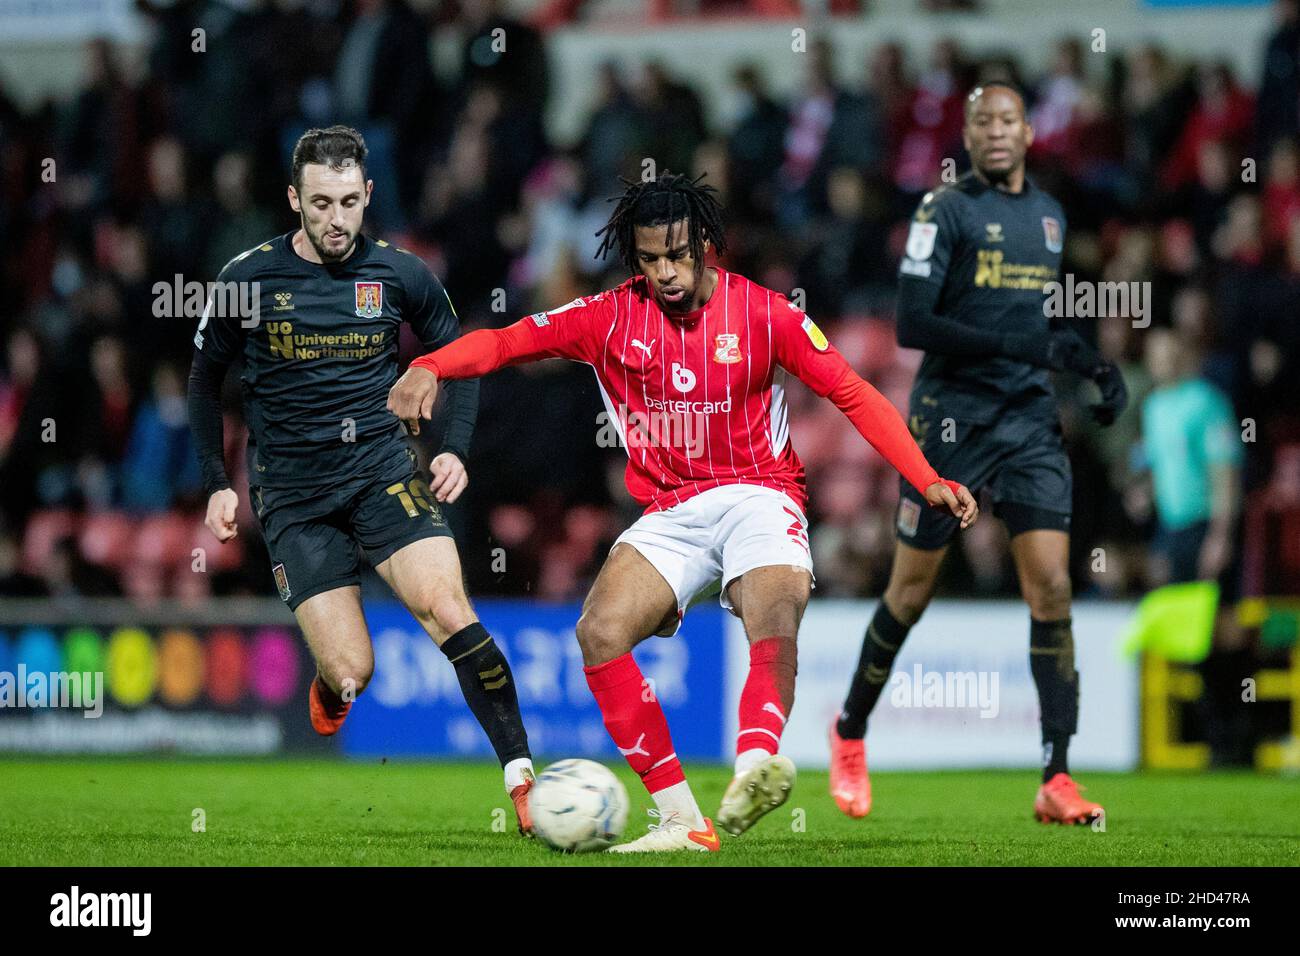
[584,653,684,793]
[736,637,798,757]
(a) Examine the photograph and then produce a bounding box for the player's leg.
[831,407,989,817]
[362,474,535,830]
[376,536,533,792]
[838,539,949,739]
[716,561,811,835]
[831,496,953,818]
[295,584,373,736]
[694,488,812,835]
[1006,525,1099,823]
[577,541,720,852]
[250,483,370,736]
[995,416,1100,824]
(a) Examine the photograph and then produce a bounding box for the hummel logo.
[616,733,650,758]
[631,338,654,357]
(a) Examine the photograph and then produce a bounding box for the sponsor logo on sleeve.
[1042,217,1063,253]
[906,221,938,261]
[801,316,829,352]
[529,312,550,327]
[900,258,932,278]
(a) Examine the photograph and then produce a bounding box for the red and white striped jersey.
[414,268,939,513]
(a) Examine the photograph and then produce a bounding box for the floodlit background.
[0,0,1297,773]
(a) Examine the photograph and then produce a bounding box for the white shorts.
[614,484,816,635]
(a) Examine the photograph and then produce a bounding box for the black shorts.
[896,404,1072,550]
[251,457,453,611]
[1157,520,1242,603]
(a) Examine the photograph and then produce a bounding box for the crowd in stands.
[2,0,1299,605]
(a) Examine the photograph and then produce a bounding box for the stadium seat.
[20,510,80,575]
[132,512,193,569]
[79,511,136,570]
[489,504,537,547]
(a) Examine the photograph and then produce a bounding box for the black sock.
[837,602,912,739]
[441,623,531,768]
[1030,617,1078,782]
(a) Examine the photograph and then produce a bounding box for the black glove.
[1090,362,1129,426]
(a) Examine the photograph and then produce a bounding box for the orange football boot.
[308,675,352,736]
[510,771,535,837]
[829,719,872,818]
[1034,772,1103,825]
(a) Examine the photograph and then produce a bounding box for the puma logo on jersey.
[616,733,650,758]
[631,338,655,358]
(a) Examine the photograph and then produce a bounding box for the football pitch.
[1,759,1295,867]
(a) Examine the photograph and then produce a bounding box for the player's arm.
[1199,395,1244,579]
[388,296,602,433]
[897,193,1072,369]
[400,265,478,502]
[187,272,247,542]
[772,303,977,528]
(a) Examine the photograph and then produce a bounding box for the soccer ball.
[529,759,630,853]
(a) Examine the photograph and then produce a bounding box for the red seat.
[133,512,192,569]
[21,510,80,575]
[861,319,900,375]
[79,511,136,570]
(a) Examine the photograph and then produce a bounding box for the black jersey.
[898,172,1066,422]
[193,231,475,490]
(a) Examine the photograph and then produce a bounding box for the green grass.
[0,759,1295,866]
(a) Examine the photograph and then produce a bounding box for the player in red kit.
[389,174,977,852]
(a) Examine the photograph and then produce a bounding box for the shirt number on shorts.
[386,479,436,518]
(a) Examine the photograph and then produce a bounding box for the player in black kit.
[828,84,1128,824]
[186,127,537,833]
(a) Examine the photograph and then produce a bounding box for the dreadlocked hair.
[594,171,727,278]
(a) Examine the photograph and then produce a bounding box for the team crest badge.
[355,281,383,318]
[713,333,742,364]
[897,498,921,538]
[272,563,291,602]
[1042,217,1063,254]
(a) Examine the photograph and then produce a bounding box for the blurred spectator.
[1029,37,1088,162]
[778,37,883,226]
[205,152,279,277]
[1121,44,1193,205]
[1161,62,1254,192]
[796,167,891,315]
[120,363,201,511]
[891,38,967,199]
[1,24,1298,606]
[1256,0,1300,155]
[1140,326,1255,765]
[1139,326,1242,586]
[580,62,651,197]
[725,64,788,221]
[140,137,210,287]
[0,527,45,597]
[333,0,433,225]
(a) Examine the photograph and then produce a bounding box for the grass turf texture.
[0,759,1295,866]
